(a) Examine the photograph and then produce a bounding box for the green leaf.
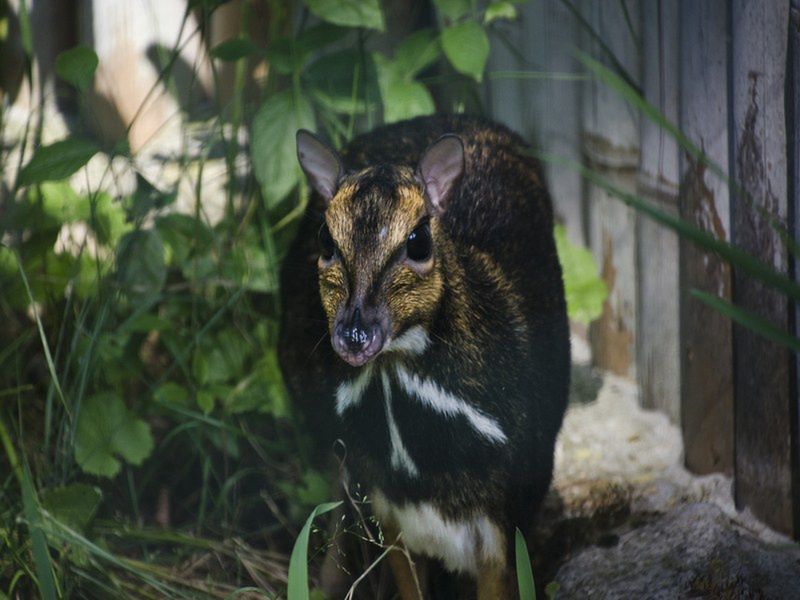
[251,90,315,209]
[690,290,800,352]
[55,46,99,92]
[434,0,472,21]
[485,1,517,23]
[116,230,166,299]
[74,392,154,478]
[374,54,436,124]
[304,0,385,31]
[197,390,215,414]
[554,224,607,324]
[40,484,102,533]
[210,37,257,61]
[441,21,489,82]
[17,138,100,186]
[287,501,343,600]
[305,49,380,115]
[515,527,536,600]
[392,29,441,78]
[153,382,189,406]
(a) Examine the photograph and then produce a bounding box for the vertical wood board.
[636,0,680,423]
[730,0,793,535]
[581,0,641,378]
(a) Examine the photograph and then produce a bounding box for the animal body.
[278,114,570,599]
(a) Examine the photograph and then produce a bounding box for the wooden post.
[729,0,794,535]
[678,0,734,476]
[636,0,680,423]
[79,0,213,152]
[790,0,800,540]
[581,0,640,378]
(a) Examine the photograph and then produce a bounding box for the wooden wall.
[486,0,799,537]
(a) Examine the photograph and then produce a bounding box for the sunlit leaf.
[17,138,100,186]
[441,21,489,82]
[74,392,154,477]
[374,53,435,123]
[55,46,98,92]
[485,1,517,23]
[305,0,384,31]
[554,224,607,324]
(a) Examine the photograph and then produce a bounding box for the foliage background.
[0,0,606,597]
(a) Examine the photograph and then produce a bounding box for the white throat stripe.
[394,364,507,444]
[335,363,373,415]
[384,326,431,356]
[381,370,419,477]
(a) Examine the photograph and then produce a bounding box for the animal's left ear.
[417,134,464,217]
[296,129,344,204]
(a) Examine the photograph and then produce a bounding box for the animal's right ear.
[296,130,343,204]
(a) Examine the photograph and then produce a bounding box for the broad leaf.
[304,0,384,31]
[74,392,154,477]
[251,90,315,209]
[434,0,472,21]
[393,29,441,78]
[40,484,102,533]
[554,224,607,324]
[210,37,257,61]
[116,230,166,299]
[441,21,489,82]
[55,46,98,92]
[305,49,380,115]
[374,54,435,124]
[18,138,100,185]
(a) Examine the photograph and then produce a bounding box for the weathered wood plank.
[730,0,794,535]
[677,0,734,477]
[637,0,680,423]
[790,0,800,540]
[581,0,640,378]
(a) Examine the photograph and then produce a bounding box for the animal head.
[296,130,464,367]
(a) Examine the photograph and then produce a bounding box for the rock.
[554,502,800,599]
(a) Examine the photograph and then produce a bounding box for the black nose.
[342,308,371,351]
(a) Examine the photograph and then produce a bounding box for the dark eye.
[318,224,335,261]
[406,222,432,262]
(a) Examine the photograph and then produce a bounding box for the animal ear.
[296,130,344,203]
[417,134,464,217]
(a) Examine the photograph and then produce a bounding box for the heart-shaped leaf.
[441,21,490,82]
[74,392,154,477]
[55,46,99,92]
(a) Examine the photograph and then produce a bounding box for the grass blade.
[690,290,800,352]
[13,250,70,419]
[287,501,342,600]
[515,527,536,600]
[536,153,800,303]
[574,49,800,260]
[20,465,58,600]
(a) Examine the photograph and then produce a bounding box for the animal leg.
[476,559,516,600]
[383,522,424,600]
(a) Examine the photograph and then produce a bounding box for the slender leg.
[383,522,424,600]
[477,560,517,600]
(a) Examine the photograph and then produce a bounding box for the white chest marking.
[335,363,374,415]
[381,371,419,477]
[384,326,431,356]
[372,490,505,576]
[394,364,507,445]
